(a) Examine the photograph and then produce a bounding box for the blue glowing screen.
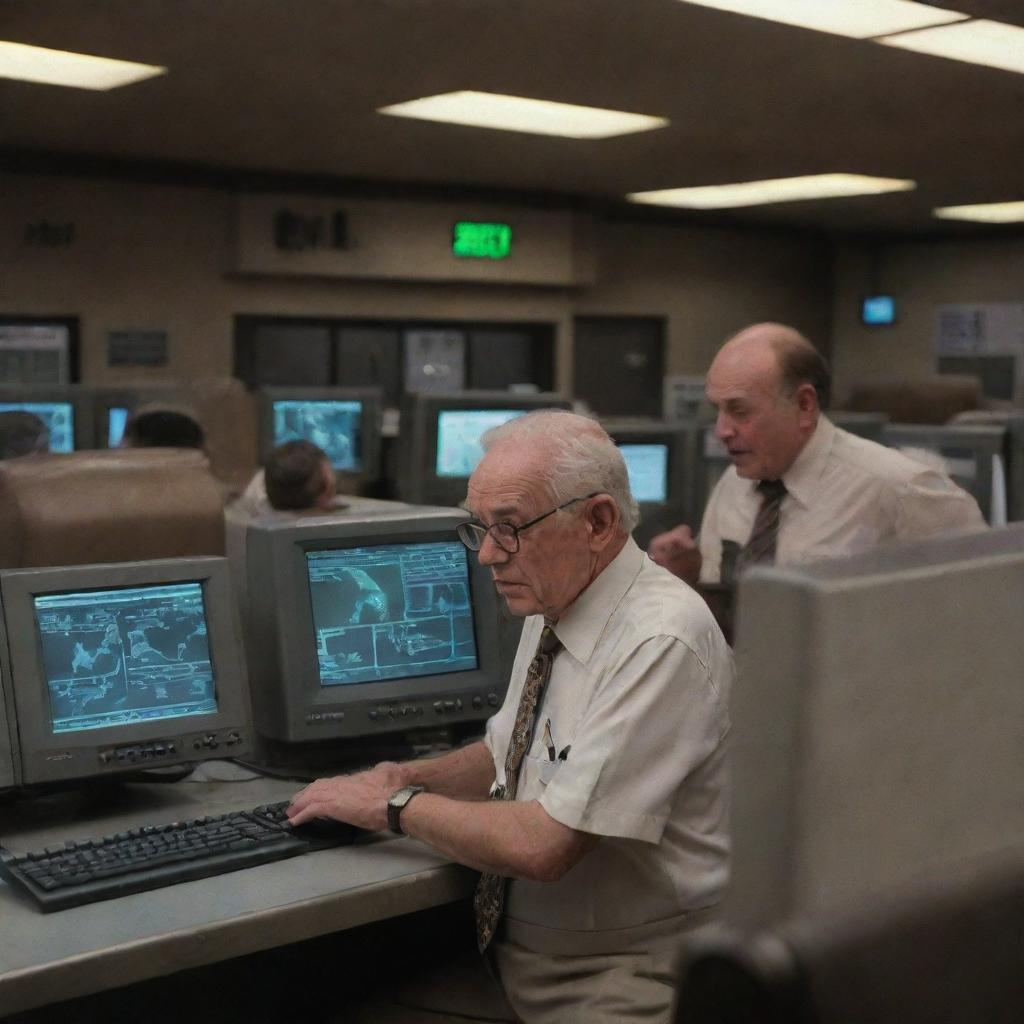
[619,443,669,503]
[35,582,217,734]
[0,402,74,453]
[435,409,525,478]
[862,295,896,325]
[107,406,129,448]
[306,541,478,687]
[272,400,362,471]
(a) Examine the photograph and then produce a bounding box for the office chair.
[675,854,1024,1024]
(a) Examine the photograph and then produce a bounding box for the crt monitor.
[0,385,95,453]
[238,508,512,748]
[91,387,168,448]
[258,387,383,483]
[395,390,571,505]
[0,557,253,787]
[601,417,698,548]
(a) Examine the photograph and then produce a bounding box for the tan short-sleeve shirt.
[484,539,733,954]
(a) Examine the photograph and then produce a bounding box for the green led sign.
[452,221,512,260]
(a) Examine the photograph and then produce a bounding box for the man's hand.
[287,772,393,833]
[648,524,702,585]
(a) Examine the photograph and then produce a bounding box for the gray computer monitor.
[0,384,96,453]
[0,557,253,787]
[239,508,512,748]
[882,422,1006,523]
[257,386,384,485]
[601,417,699,547]
[394,390,571,505]
[726,524,1024,931]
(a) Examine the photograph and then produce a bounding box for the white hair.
[481,409,640,533]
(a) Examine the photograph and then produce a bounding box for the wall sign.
[452,221,512,260]
[108,330,169,367]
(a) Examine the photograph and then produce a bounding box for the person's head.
[264,440,336,511]
[461,410,634,621]
[0,411,50,459]
[705,322,831,481]
[121,405,206,450]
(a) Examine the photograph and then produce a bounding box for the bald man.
[650,323,985,585]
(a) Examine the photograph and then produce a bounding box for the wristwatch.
[387,785,424,835]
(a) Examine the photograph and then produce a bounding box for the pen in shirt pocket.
[543,718,556,761]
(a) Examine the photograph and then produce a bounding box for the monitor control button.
[472,696,483,710]
[487,693,499,707]
[433,701,444,714]
[369,710,379,721]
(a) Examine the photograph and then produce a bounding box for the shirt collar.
[550,537,645,666]
[778,414,835,509]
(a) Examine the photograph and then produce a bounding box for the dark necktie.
[474,623,561,953]
[736,478,787,573]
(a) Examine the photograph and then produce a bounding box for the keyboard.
[0,801,362,912]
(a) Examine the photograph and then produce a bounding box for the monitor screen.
[0,401,75,452]
[272,399,363,471]
[435,409,526,478]
[107,406,130,448]
[862,295,896,325]
[0,557,252,787]
[618,443,669,503]
[307,541,478,687]
[35,581,217,736]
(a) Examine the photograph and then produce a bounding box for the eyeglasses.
[456,492,600,554]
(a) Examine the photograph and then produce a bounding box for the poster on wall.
[0,325,71,384]
[934,303,1024,403]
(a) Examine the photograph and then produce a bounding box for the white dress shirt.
[484,538,733,955]
[699,416,986,583]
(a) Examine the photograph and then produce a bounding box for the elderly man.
[650,323,985,585]
[288,410,733,1023]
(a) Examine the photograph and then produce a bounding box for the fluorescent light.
[627,174,916,209]
[674,0,967,39]
[934,201,1024,223]
[877,19,1024,76]
[378,91,668,140]
[0,40,166,90]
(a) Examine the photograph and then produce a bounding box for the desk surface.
[0,770,474,1016]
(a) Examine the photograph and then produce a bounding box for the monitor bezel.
[257,386,384,483]
[396,390,571,505]
[243,510,507,743]
[0,557,252,786]
[603,418,698,544]
[0,384,96,454]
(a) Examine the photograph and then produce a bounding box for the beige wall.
[3,173,834,396]
[831,236,1024,402]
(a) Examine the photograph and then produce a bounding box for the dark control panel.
[303,691,503,730]
[98,728,246,767]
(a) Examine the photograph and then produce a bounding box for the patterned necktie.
[736,478,787,573]
[474,623,561,953]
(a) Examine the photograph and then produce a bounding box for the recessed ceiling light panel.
[674,0,968,39]
[877,19,1024,76]
[627,174,917,209]
[934,201,1024,223]
[378,90,669,139]
[0,40,166,90]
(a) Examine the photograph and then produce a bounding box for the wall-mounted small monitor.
[0,557,252,787]
[602,418,698,547]
[395,390,571,505]
[861,295,897,326]
[258,387,383,484]
[0,385,95,453]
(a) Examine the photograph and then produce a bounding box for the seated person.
[288,411,733,1024]
[120,405,206,450]
[0,410,49,459]
[233,440,338,518]
[650,322,985,585]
